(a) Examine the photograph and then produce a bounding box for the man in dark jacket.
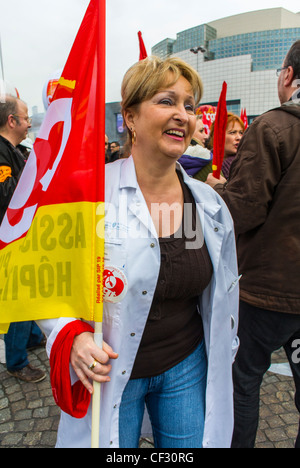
[109,141,121,162]
[0,95,46,383]
[207,40,300,448]
[0,96,31,223]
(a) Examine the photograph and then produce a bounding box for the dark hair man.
[109,140,121,162]
[0,96,32,223]
[0,95,46,383]
[207,40,300,448]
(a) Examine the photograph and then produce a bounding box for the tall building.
[152,8,300,121]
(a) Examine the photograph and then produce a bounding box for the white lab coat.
[39,156,239,448]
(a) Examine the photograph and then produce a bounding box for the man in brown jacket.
[207,40,300,448]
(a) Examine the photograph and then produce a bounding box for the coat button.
[130,333,136,337]
[231,315,235,330]
[142,291,148,295]
[150,243,155,248]
[214,227,219,232]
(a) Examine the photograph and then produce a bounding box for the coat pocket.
[224,265,241,293]
[104,237,126,268]
[224,265,240,362]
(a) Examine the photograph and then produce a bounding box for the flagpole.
[0,35,4,80]
[91,0,106,449]
[91,323,103,448]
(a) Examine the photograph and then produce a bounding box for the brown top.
[130,172,213,379]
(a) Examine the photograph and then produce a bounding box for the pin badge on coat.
[103,266,128,303]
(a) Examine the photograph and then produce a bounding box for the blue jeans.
[119,341,207,448]
[4,321,44,371]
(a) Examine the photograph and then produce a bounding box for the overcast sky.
[0,0,299,113]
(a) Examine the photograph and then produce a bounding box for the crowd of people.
[105,137,123,163]
[178,112,245,181]
[0,39,299,449]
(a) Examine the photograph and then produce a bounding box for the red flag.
[241,108,248,129]
[0,0,106,331]
[138,31,148,60]
[212,81,227,179]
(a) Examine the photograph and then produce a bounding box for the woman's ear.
[123,108,136,131]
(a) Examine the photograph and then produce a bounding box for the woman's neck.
[133,152,179,198]
[132,152,184,237]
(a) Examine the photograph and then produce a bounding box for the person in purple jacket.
[179,112,244,182]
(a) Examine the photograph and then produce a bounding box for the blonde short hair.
[121,56,203,144]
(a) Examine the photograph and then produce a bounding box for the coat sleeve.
[215,117,282,235]
[36,318,78,358]
[0,152,22,214]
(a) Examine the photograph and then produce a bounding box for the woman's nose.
[173,105,188,123]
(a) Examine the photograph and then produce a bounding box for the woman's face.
[126,75,197,162]
[193,119,207,147]
[224,121,244,157]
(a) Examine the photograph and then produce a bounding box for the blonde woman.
[39,57,239,448]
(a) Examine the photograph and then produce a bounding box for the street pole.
[0,34,5,102]
[0,35,5,80]
[190,46,207,72]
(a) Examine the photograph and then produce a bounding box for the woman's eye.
[160,99,173,105]
[185,104,195,113]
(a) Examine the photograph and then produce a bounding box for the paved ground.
[0,336,298,448]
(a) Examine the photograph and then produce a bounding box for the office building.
[152,8,300,121]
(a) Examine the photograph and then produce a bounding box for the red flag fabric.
[138,31,148,60]
[0,0,106,332]
[241,108,248,129]
[212,81,228,179]
[50,320,94,418]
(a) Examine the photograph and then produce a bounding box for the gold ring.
[88,360,98,371]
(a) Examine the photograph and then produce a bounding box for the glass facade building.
[152,38,176,60]
[105,8,300,141]
[150,8,300,121]
[172,24,216,54]
[209,28,300,71]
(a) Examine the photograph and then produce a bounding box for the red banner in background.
[42,69,62,110]
[240,108,248,129]
[138,31,148,60]
[196,105,217,136]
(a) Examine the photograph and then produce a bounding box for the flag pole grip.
[91,322,103,448]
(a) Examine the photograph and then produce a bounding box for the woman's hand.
[205,173,226,187]
[70,332,118,394]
